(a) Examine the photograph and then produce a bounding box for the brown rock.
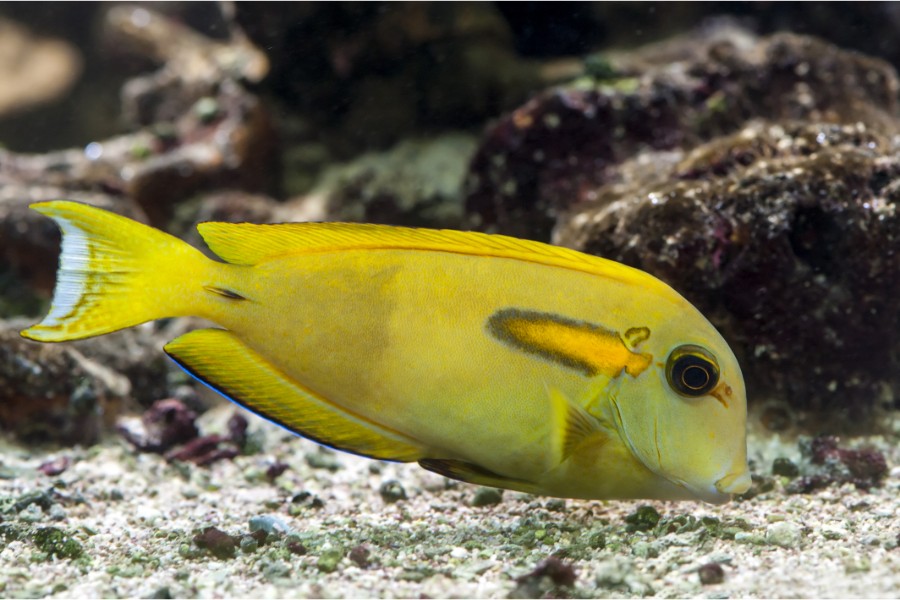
[464,26,900,416]
[0,321,129,444]
[117,398,199,454]
[556,121,900,415]
[465,26,900,240]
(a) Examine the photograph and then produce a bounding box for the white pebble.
[765,521,802,548]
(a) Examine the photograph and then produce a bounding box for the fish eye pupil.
[681,364,709,390]
[666,345,719,397]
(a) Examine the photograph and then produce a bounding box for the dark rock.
[290,491,325,510]
[37,456,71,477]
[226,412,249,446]
[286,540,307,556]
[470,487,503,507]
[265,461,288,482]
[559,122,900,415]
[786,475,830,495]
[698,562,725,585]
[72,330,172,409]
[625,505,661,532]
[543,498,567,512]
[0,6,277,235]
[759,402,795,432]
[348,544,371,568]
[165,434,240,466]
[509,556,577,598]
[0,81,275,229]
[528,556,577,587]
[736,474,776,501]
[117,398,199,454]
[786,435,888,493]
[193,526,238,559]
[125,80,278,226]
[11,490,56,513]
[148,586,173,599]
[0,322,129,445]
[104,5,269,125]
[466,26,899,240]
[466,26,900,416]
[378,480,407,503]
[239,535,259,554]
[248,529,268,546]
[787,435,888,493]
[172,192,282,252]
[772,458,800,478]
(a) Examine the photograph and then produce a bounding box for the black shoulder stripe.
[204,286,247,301]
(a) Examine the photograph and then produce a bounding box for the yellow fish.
[22,201,750,503]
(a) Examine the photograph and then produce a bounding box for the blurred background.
[2,2,899,445]
[3,2,900,153]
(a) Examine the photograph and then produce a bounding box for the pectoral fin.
[549,387,608,460]
[418,459,539,493]
[164,328,425,462]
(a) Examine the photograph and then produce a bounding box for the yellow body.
[22,201,750,503]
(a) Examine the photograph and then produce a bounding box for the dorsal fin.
[196,221,660,288]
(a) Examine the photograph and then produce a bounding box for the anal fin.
[164,328,425,462]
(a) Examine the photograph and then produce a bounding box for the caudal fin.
[21,201,212,342]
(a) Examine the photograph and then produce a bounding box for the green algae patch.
[32,526,84,559]
[317,548,345,573]
[624,505,661,532]
[470,487,503,507]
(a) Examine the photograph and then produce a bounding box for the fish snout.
[714,469,752,495]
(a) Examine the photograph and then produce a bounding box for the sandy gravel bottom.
[0,406,897,599]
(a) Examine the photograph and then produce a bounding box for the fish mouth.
[666,467,751,505]
[609,393,749,504]
[662,477,728,504]
[679,469,752,505]
[714,469,752,495]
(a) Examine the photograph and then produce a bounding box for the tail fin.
[21,201,212,342]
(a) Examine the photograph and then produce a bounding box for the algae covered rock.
[0,322,129,444]
[291,134,478,228]
[465,27,899,240]
[0,314,174,444]
[557,121,900,414]
[465,24,900,415]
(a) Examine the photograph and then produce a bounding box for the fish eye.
[666,345,720,397]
